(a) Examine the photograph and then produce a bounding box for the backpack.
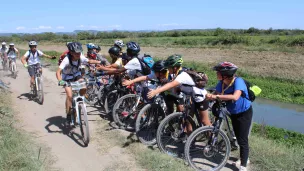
[235,77,259,102]
[58,51,69,66]
[182,68,208,88]
[26,50,41,62]
[136,54,155,75]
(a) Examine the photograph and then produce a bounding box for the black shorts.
[194,99,209,111]
[164,94,184,105]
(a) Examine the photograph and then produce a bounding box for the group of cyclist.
[2,39,252,171]
[0,42,20,71]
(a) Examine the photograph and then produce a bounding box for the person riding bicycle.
[206,62,252,171]
[21,41,56,90]
[7,43,20,69]
[114,40,124,55]
[56,42,104,124]
[147,55,212,127]
[0,42,8,62]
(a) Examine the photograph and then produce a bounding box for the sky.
[1,0,303,33]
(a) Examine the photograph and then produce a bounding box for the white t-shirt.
[59,54,88,81]
[124,58,142,78]
[24,50,44,65]
[7,48,19,58]
[175,72,207,102]
[0,47,8,56]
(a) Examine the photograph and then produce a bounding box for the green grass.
[0,91,51,171]
[249,134,304,171]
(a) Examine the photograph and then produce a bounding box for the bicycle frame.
[68,81,87,125]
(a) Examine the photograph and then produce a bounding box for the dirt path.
[1,61,141,171]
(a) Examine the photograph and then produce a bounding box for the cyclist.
[147,55,212,127]
[95,41,142,79]
[56,42,104,124]
[114,39,124,55]
[1,42,8,65]
[7,43,19,70]
[95,45,110,66]
[21,41,56,89]
[207,62,252,171]
[102,46,125,69]
[123,60,183,113]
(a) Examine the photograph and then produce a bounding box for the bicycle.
[156,93,204,157]
[135,91,167,146]
[84,73,105,106]
[59,80,90,146]
[2,57,8,71]
[184,98,234,171]
[30,64,44,104]
[8,58,17,79]
[112,82,157,130]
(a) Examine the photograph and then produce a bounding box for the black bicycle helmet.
[213,62,238,77]
[96,45,101,51]
[126,41,140,56]
[152,60,167,72]
[67,42,83,53]
[108,46,120,56]
[164,54,183,67]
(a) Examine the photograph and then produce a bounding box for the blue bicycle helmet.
[86,43,96,50]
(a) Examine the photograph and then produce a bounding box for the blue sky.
[1,0,303,33]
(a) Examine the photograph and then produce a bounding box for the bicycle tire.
[104,89,119,114]
[12,62,17,79]
[36,77,44,105]
[78,102,90,146]
[84,83,98,106]
[112,94,143,130]
[156,112,184,156]
[184,126,231,171]
[135,104,166,146]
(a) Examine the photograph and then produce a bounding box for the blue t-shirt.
[215,77,251,114]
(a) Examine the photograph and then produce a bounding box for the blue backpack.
[137,54,155,75]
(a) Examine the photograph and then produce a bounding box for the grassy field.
[0,91,52,171]
[37,35,304,54]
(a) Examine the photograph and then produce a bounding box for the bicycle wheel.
[135,104,166,146]
[78,102,90,146]
[84,83,98,105]
[104,89,119,114]
[36,77,44,105]
[12,62,17,79]
[184,126,231,171]
[97,85,105,106]
[112,94,144,130]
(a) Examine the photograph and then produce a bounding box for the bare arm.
[56,68,62,81]
[21,55,27,65]
[123,76,149,86]
[207,90,242,101]
[147,80,180,99]
[42,53,54,59]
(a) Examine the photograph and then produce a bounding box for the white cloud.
[38,26,52,29]
[159,23,179,27]
[90,26,99,29]
[108,25,121,29]
[16,26,26,30]
[77,25,85,28]
[56,26,64,29]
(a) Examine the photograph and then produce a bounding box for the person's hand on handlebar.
[58,80,66,86]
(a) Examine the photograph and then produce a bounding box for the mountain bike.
[184,99,234,171]
[156,93,204,157]
[9,58,17,79]
[60,80,90,146]
[84,73,104,106]
[112,82,157,130]
[30,64,44,104]
[135,91,167,146]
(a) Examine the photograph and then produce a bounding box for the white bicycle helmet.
[28,41,37,46]
[9,43,14,46]
[2,42,6,45]
[114,40,124,48]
